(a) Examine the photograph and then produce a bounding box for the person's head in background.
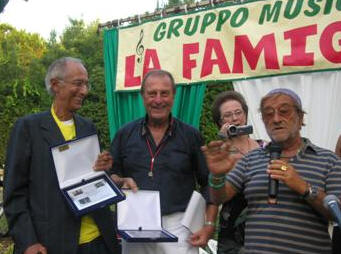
[212,90,249,130]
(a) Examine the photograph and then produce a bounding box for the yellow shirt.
[51,106,100,244]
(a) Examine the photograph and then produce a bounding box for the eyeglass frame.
[57,79,91,91]
[220,109,245,122]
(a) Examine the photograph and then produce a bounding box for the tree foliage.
[165,0,195,8]
[0,13,233,166]
[0,24,48,166]
[200,82,233,143]
[0,0,9,13]
[0,21,111,166]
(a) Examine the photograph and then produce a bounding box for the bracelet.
[204,221,215,227]
[208,181,225,189]
[208,173,225,189]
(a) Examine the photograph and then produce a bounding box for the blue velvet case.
[117,190,178,242]
[51,134,125,216]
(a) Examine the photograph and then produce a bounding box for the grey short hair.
[45,57,85,95]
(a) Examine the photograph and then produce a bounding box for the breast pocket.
[158,148,192,176]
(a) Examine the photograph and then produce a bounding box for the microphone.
[268,143,282,204]
[323,195,341,230]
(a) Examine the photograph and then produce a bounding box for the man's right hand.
[111,174,138,192]
[201,140,237,175]
[93,150,113,171]
[24,243,47,254]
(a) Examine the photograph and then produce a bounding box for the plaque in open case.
[117,190,178,242]
[51,134,125,216]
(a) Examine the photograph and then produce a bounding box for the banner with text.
[113,0,341,91]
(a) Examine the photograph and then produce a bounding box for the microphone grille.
[323,194,339,209]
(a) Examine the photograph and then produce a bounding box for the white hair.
[44,57,85,95]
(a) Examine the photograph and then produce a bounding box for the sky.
[0,0,164,39]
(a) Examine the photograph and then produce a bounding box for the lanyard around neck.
[145,137,166,177]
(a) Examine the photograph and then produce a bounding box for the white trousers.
[122,212,199,254]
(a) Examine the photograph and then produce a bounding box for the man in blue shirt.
[108,69,218,254]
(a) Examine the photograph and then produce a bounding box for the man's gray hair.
[140,69,176,95]
[45,57,85,95]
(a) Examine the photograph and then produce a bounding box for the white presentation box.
[51,134,125,216]
[117,190,178,242]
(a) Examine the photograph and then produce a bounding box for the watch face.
[307,186,318,200]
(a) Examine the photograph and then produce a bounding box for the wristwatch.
[302,184,319,201]
[204,221,215,227]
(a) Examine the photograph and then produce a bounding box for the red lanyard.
[145,137,166,177]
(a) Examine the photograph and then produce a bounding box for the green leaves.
[0,24,49,165]
[200,82,233,143]
[0,18,233,166]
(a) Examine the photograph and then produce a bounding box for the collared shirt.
[226,138,341,254]
[110,116,209,215]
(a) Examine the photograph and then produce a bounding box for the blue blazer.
[4,111,119,254]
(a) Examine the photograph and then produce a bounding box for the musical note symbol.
[136,29,144,64]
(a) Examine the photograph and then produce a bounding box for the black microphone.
[268,143,282,204]
[323,195,341,230]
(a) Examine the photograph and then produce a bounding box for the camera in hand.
[227,125,253,137]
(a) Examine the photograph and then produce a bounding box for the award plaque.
[51,134,125,216]
[117,190,178,242]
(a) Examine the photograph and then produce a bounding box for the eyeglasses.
[58,79,91,90]
[261,104,297,121]
[221,110,244,121]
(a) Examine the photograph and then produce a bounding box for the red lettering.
[283,25,317,66]
[320,21,341,63]
[233,34,279,73]
[124,55,141,87]
[143,49,161,77]
[200,39,230,78]
[183,43,199,80]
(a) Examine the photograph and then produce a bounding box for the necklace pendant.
[148,171,153,177]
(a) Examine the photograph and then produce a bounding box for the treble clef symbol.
[136,29,144,64]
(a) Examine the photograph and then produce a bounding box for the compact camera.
[227,125,253,137]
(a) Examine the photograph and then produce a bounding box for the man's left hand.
[93,150,113,171]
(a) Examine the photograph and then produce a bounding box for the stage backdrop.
[104,0,341,147]
[233,71,341,151]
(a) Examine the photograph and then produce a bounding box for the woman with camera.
[211,91,266,254]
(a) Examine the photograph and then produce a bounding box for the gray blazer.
[4,111,119,254]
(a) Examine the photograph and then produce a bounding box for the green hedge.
[200,82,233,143]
